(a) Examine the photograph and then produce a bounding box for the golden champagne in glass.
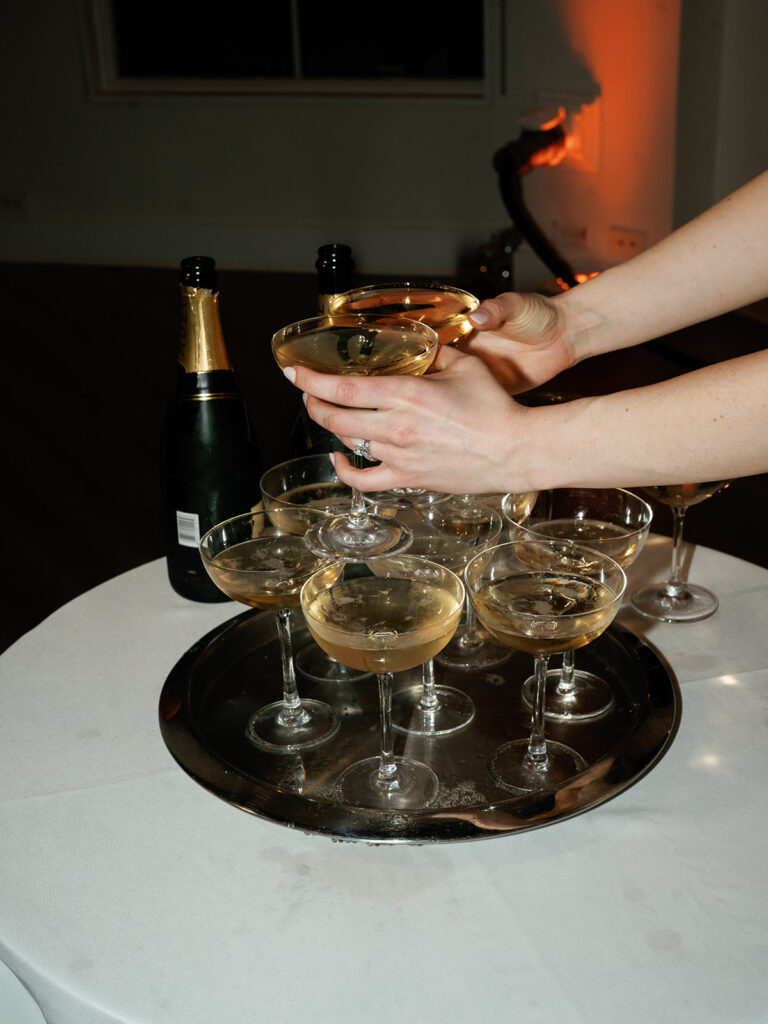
[329,282,479,346]
[301,556,464,809]
[272,313,438,561]
[631,480,730,622]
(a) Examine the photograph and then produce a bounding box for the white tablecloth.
[1,536,767,1024]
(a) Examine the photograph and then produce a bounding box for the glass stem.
[417,659,439,712]
[349,450,371,525]
[557,649,576,696]
[459,595,481,650]
[523,654,550,772]
[274,608,309,727]
[375,672,399,792]
[665,505,688,598]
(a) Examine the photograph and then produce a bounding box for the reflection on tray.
[159,610,680,844]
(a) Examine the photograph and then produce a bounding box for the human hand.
[459,291,574,393]
[285,344,531,495]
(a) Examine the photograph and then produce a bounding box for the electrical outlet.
[552,220,589,249]
[608,226,647,260]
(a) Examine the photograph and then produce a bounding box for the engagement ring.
[355,440,373,462]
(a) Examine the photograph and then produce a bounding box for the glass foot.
[295,643,372,684]
[489,738,588,794]
[391,684,475,736]
[631,582,718,622]
[521,668,614,721]
[436,627,511,671]
[365,488,449,509]
[245,699,339,754]
[336,756,439,809]
[303,512,412,561]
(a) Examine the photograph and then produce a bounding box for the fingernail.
[283,367,297,384]
[301,392,308,406]
[469,310,488,326]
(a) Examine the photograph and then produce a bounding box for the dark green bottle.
[291,243,354,456]
[161,256,260,602]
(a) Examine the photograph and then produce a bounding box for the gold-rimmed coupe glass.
[272,313,438,561]
[200,507,339,754]
[465,539,626,793]
[504,487,652,720]
[301,555,464,809]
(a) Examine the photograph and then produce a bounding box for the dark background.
[3,260,766,653]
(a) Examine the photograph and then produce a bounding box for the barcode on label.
[176,510,201,548]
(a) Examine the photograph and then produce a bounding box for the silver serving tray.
[159,609,680,844]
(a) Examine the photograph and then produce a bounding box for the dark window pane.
[296,0,484,79]
[111,1,294,78]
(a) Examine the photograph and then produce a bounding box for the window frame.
[78,0,493,101]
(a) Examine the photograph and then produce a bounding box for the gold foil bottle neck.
[178,286,232,373]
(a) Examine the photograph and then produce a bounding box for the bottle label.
[175,510,202,548]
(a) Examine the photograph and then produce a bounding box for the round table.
[1,536,767,1024]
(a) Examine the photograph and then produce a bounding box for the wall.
[674,0,768,229]
[3,0,759,290]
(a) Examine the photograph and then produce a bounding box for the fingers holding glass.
[273,313,438,560]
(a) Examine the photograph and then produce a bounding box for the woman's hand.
[285,344,531,495]
[461,291,576,393]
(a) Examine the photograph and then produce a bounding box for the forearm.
[556,170,768,363]
[514,349,768,490]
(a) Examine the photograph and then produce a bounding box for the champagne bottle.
[161,256,260,602]
[291,243,354,456]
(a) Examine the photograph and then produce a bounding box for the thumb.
[470,292,558,341]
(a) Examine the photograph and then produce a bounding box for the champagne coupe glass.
[301,555,464,809]
[328,281,479,346]
[505,487,652,720]
[465,539,626,793]
[331,282,478,507]
[370,494,502,736]
[631,481,730,622]
[261,453,352,522]
[437,490,539,670]
[200,507,340,753]
[272,313,438,561]
[259,453,370,684]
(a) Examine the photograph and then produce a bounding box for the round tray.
[159,609,680,844]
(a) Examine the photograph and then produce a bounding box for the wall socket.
[608,226,647,259]
[552,220,589,250]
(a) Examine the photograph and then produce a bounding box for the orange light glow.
[521,1,680,271]
[538,106,567,132]
[556,271,600,291]
[529,141,568,169]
